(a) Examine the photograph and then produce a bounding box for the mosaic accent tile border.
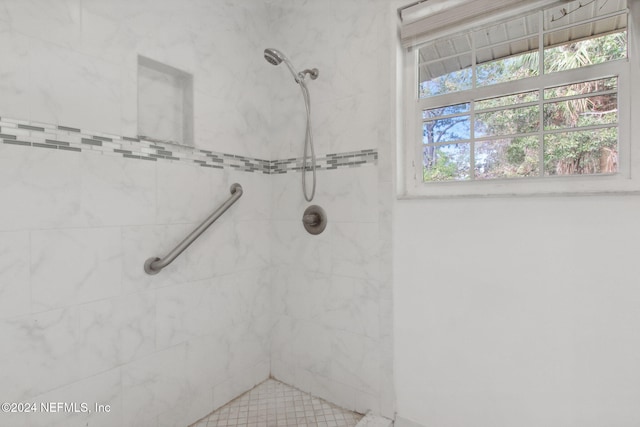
[271,149,378,174]
[0,116,377,174]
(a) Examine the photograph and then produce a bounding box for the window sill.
[398,173,640,199]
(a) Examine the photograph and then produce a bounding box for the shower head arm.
[299,68,319,80]
[274,52,316,83]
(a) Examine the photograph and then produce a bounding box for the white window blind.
[416,0,628,88]
[400,0,569,48]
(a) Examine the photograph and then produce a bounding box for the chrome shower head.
[264,48,319,83]
[264,48,284,66]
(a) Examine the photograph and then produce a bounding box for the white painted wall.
[394,195,640,427]
[393,1,640,426]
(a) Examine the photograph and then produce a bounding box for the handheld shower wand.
[264,48,319,202]
[264,48,319,83]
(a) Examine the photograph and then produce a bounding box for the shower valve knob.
[302,205,327,235]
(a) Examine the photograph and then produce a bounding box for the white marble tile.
[210,268,271,338]
[192,217,270,278]
[271,168,378,224]
[321,275,380,340]
[132,12,199,78]
[234,219,271,272]
[81,151,156,226]
[208,276,242,340]
[0,144,83,231]
[177,225,217,282]
[30,228,122,312]
[225,170,271,222]
[270,315,296,370]
[266,0,332,69]
[377,179,394,287]
[327,0,387,100]
[156,280,212,349]
[233,94,273,162]
[252,360,271,385]
[1,0,82,48]
[28,38,122,134]
[227,331,269,379]
[75,291,155,379]
[330,330,381,396]
[331,222,380,281]
[314,94,381,155]
[0,308,78,402]
[270,173,308,221]
[0,231,30,319]
[158,170,227,282]
[121,224,190,294]
[319,167,379,224]
[75,300,121,378]
[181,269,272,405]
[80,0,154,23]
[0,3,392,427]
[185,335,222,390]
[271,267,330,321]
[378,332,395,419]
[265,84,310,159]
[172,338,223,426]
[28,368,122,427]
[192,89,267,158]
[156,160,213,224]
[116,291,157,363]
[290,319,333,377]
[0,29,30,119]
[198,215,237,276]
[271,220,332,271]
[78,7,137,65]
[121,343,187,427]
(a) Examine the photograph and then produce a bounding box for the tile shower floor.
[190,378,364,427]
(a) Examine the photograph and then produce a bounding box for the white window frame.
[398,0,640,198]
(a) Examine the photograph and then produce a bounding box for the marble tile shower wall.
[0,1,393,427]
[0,141,273,427]
[266,0,395,420]
[0,1,275,426]
[0,0,274,160]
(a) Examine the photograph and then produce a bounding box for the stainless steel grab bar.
[144,183,243,275]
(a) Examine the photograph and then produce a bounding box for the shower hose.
[299,79,316,202]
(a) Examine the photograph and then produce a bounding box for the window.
[400,0,638,197]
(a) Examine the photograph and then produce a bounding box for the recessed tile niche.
[137,55,194,146]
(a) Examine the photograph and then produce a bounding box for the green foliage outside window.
[421,32,626,181]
